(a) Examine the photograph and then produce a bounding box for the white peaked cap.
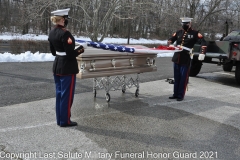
[180,17,193,23]
[51,8,70,16]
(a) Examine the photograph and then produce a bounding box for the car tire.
[223,63,233,72]
[235,62,240,85]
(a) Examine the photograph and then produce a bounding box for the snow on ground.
[0,33,170,62]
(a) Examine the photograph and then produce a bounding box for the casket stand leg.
[122,75,126,93]
[93,78,97,97]
[105,77,111,102]
[135,73,140,97]
[92,74,140,102]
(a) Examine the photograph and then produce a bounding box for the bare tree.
[1,0,240,41]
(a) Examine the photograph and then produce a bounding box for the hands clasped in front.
[76,45,84,54]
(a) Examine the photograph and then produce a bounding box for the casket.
[76,46,157,79]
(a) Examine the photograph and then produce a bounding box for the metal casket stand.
[92,74,140,102]
[76,47,157,102]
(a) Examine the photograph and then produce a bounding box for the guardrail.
[0,40,50,53]
[0,40,10,52]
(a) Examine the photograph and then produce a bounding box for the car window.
[228,31,240,36]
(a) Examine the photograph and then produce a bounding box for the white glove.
[198,54,205,61]
[190,53,193,59]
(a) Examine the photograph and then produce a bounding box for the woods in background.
[1,0,240,41]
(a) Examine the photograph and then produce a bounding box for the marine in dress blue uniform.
[168,17,207,101]
[48,8,84,127]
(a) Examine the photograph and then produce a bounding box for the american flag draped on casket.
[75,39,182,54]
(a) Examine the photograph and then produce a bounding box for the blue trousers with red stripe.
[54,74,76,126]
[173,63,189,99]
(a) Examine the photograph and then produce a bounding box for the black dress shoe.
[60,121,78,127]
[177,98,183,101]
[169,96,177,99]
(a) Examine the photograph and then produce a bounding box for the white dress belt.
[177,45,192,51]
[56,52,66,56]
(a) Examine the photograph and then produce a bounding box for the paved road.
[1,58,240,160]
[0,58,224,107]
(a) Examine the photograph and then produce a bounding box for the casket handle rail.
[146,57,155,66]
[146,57,151,66]
[111,59,116,68]
[90,60,96,71]
[129,58,134,67]
[152,58,156,66]
[89,66,144,72]
[80,61,86,73]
